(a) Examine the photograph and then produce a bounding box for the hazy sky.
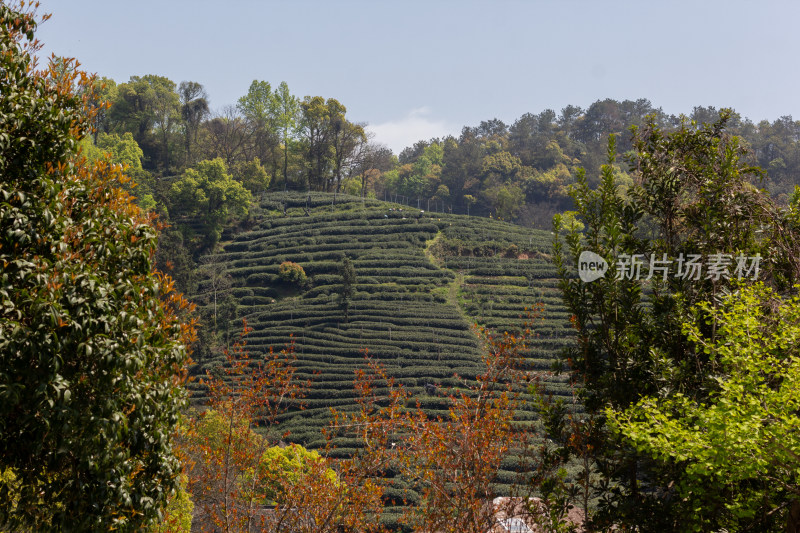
[36,0,800,154]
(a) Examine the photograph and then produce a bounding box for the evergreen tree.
[0,6,195,530]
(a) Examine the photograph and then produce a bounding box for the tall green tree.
[328,100,366,193]
[272,81,300,191]
[149,75,181,172]
[110,74,180,172]
[300,96,334,190]
[88,76,117,143]
[178,80,209,166]
[0,5,195,530]
[238,80,279,176]
[440,132,483,213]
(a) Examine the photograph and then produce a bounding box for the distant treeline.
[86,73,800,235]
[386,101,800,227]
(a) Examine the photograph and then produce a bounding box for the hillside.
[189,191,574,450]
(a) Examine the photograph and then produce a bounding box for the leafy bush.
[278,261,308,286]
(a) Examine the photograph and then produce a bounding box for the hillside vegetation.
[189,192,573,449]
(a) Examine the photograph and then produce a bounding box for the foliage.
[233,157,271,195]
[263,447,385,533]
[273,81,301,191]
[237,80,280,175]
[170,157,252,247]
[86,60,800,230]
[555,210,584,233]
[528,368,599,533]
[298,96,366,193]
[0,4,195,530]
[95,131,145,170]
[183,325,386,532]
[551,113,800,530]
[110,74,181,171]
[183,324,306,532]
[484,183,524,220]
[335,319,539,533]
[80,130,156,210]
[147,473,194,533]
[338,256,357,319]
[260,444,333,501]
[178,80,209,165]
[277,260,307,286]
[609,283,800,531]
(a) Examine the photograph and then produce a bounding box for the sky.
[36,0,800,154]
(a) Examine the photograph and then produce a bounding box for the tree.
[183,326,384,533]
[183,326,306,532]
[149,75,181,172]
[481,151,522,182]
[111,74,180,172]
[338,256,357,321]
[609,283,800,532]
[169,157,252,248]
[328,98,366,193]
[440,133,483,213]
[351,141,394,198]
[93,131,145,170]
[397,328,528,533]
[463,193,477,215]
[298,97,363,193]
[337,320,543,533]
[278,261,308,287]
[237,80,279,175]
[557,105,583,138]
[300,96,334,190]
[484,184,524,221]
[551,113,800,530]
[0,4,195,530]
[232,157,271,196]
[478,118,508,138]
[203,106,251,168]
[81,131,155,207]
[179,80,209,166]
[200,257,233,331]
[272,81,300,191]
[88,76,117,143]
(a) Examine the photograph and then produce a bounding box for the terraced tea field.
[190,192,574,454]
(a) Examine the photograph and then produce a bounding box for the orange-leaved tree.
[181,323,306,532]
[182,324,386,533]
[331,315,541,533]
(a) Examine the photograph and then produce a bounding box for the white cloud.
[367,107,456,155]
